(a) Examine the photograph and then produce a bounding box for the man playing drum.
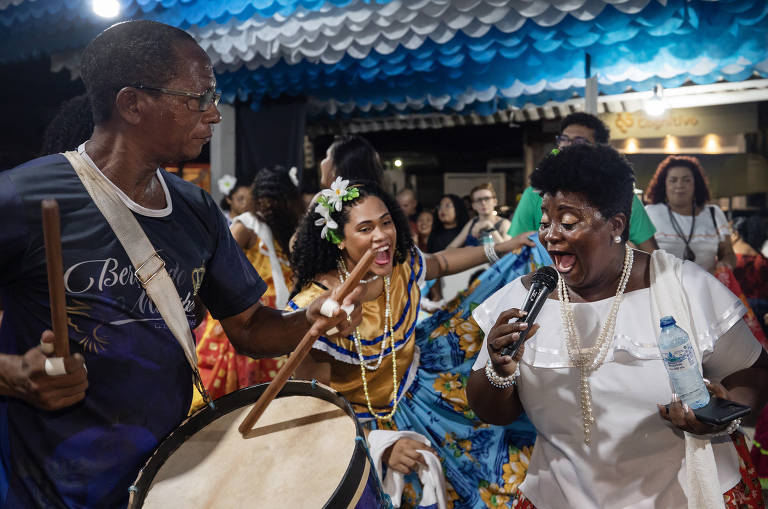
[0,20,360,508]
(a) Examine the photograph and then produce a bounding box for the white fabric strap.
[62,151,205,397]
[367,429,447,509]
[649,250,725,509]
[231,212,289,309]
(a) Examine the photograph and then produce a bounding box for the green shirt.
[508,186,656,245]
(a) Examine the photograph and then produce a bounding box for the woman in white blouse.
[644,156,737,273]
[466,145,767,509]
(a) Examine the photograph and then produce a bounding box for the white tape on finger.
[326,327,339,336]
[341,304,354,318]
[44,357,67,377]
[320,299,340,318]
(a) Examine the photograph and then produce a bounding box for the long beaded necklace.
[338,260,390,370]
[338,259,399,422]
[666,202,697,261]
[558,244,634,445]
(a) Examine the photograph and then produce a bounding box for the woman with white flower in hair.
[193,166,304,408]
[289,178,537,508]
[217,174,252,225]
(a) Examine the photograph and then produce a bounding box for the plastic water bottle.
[658,316,710,409]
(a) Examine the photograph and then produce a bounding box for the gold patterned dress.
[288,248,539,509]
[193,217,291,407]
[289,250,421,417]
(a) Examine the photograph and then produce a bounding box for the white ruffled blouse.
[472,261,761,509]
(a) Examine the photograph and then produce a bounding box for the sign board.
[600,103,757,140]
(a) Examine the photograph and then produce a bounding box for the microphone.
[500,266,559,357]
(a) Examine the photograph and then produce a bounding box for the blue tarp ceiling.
[1,0,766,119]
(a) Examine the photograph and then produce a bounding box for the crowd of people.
[0,17,766,509]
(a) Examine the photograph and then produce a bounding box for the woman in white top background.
[644,155,737,273]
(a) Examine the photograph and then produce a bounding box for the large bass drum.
[128,380,387,508]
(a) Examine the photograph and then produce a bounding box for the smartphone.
[692,397,751,426]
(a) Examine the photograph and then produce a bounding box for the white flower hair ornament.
[314,177,360,245]
[217,174,237,195]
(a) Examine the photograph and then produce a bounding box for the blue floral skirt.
[370,239,552,508]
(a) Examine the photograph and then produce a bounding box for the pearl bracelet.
[484,242,500,264]
[484,359,519,389]
[709,418,742,437]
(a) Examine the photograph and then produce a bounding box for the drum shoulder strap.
[61,150,211,403]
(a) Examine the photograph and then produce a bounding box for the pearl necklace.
[337,260,399,422]
[558,244,633,445]
[338,261,380,285]
[338,260,390,370]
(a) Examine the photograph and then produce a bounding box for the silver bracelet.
[709,418,742,437]
[484,241,500,264]
[484,359,519,389]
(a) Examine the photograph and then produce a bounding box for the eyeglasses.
[472,196,494,204]
[555,134,593,147]
[132,84,221,112]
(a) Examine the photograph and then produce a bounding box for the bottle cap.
[660,316,676,327]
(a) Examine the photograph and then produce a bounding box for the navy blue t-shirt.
[0,154,266,508]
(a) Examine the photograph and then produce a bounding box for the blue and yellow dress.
[289,244,549,508]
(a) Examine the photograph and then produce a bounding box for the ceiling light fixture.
[93,0,120,18]
[644,84,667,117]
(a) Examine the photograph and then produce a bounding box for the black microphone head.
[532,266,559,291]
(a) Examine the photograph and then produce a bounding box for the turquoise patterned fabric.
[371,237,552,508]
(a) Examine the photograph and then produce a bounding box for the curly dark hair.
[328,135,384,185]
[644,155,711,207]
[219,183,250,212]
[252,165,302,254]
[290,182,413,296]
[560,112,610,144]
[81,20,198,125]
[40,94,94,155]
[733,215,767,255]
[531,144,634,240]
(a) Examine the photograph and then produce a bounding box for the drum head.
[131,381,369,508]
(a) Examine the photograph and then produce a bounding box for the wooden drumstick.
[238,249,375,436]
[41,199,70,358]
